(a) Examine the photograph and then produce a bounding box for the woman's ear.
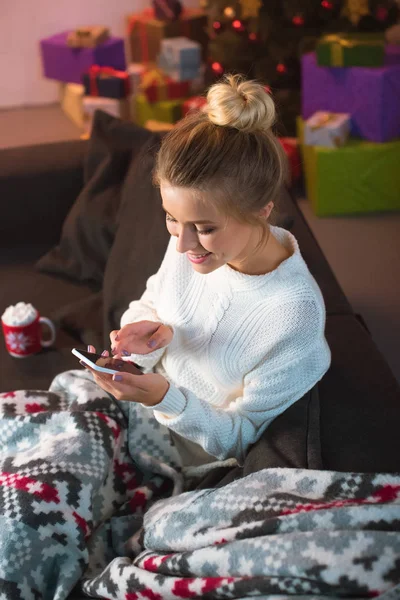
[259,202,274,220]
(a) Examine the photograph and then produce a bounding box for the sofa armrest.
[0,139,88,247]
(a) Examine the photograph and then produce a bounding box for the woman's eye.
[166,215,214,235]
[197,228,215,235]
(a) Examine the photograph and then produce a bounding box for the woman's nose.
[175,227,198,254]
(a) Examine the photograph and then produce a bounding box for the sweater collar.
[215,226,301,292]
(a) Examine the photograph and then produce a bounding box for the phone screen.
[74,349,143,376]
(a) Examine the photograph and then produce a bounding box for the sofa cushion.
[0,139,87,248]
[36,111,157,287]
[320,313,400,473]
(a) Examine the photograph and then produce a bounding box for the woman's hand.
[83,347,169,406]
[110,321,173,356]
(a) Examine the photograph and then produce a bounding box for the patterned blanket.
[0,370,399,600]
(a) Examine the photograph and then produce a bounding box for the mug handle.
[39,317,56,348]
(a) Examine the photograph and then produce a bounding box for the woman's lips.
[187,252,212,264]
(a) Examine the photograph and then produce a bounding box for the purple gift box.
[302,49,400,143]
[40,31,126,84]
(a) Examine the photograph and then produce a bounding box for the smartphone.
[72,348,143,376]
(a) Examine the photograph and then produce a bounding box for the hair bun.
[205,74,276,133]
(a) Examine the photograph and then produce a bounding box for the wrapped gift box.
[145,119,175,131]
[83,97,130,133]
[127,63,146,95]
[140,67,190,103]
[83,66,130,98]
[159,37,201,68]
[189,63,206,94]
[40,31,126,84]
[316,33,385,68]
[158,55,201,82]
[278,137,301,183]
[126,9,208,63]
[302,52,400,143]
[133,93,183,126]
[297,117,400,216]
[182,95,207,116]
[59,83,85,128]
[67,26,110,48]
[304,111,351,148]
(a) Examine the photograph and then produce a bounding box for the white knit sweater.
[121,226,331,464]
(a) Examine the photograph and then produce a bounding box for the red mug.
[2,309,56,358]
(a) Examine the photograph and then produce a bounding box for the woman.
[85,74,331,467]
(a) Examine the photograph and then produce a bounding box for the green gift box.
[133,94,183,126]
[297,117,400,217]
[316,33,385,67]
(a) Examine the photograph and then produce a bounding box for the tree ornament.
[376,5,388,21]
[249,32,257,41]
[292,14,305,25]
[224,6,236,19]
[341,0,370,26]
[232,19,245,31]
[212,61,224,75]
[239,0,262,20]
[152,0,182,21]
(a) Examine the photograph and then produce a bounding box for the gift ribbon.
[309,112,338,130]
[88,65,130,97]
[140,68,169,102]
[320,34,384,67]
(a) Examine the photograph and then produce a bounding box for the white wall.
[0,0,199,109]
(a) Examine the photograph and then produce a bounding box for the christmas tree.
[203,0,399,134]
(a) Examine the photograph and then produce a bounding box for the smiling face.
[160,183,272,274]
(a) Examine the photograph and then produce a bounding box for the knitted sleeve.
[119,237,175,371]
[151,299,331,464]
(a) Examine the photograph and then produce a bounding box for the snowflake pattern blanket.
[0,370,399,600]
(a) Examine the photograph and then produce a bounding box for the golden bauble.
[224,6,236,19]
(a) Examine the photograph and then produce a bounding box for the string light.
[276,62,287,73]
[249,32,257,40]
[321,0,333,9]
[213,21,222,30]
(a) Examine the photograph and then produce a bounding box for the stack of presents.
[39,14,302,185]
[299,33,400,216]
[40,10,209,136]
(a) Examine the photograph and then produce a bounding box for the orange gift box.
[126,8,208,63]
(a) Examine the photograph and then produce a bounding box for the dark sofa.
[1,137,400,480]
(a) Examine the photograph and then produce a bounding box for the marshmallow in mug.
[2,302,38,326]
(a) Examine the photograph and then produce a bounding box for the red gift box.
[141,68,190,103]
[279,137,301,183]
[182,95,207,116]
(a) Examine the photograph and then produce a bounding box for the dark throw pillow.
[101,134,170,344]
[36,111,156,287]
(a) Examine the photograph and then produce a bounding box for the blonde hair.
[154,74,289,248]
